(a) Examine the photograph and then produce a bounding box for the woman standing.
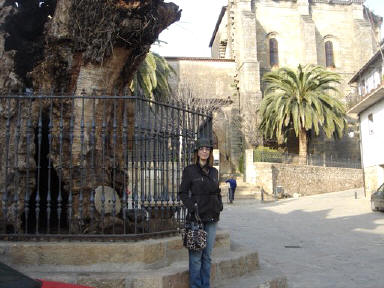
[179,138,223,288]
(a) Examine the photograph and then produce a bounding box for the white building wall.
[360,98,384,168]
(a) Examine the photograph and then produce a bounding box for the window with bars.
[269,38,279,67]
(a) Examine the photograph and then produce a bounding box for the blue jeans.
[188,221,217,288]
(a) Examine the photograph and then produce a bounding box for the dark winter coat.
[179,164,223,223]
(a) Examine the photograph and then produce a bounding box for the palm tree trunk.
[298,127,307,164]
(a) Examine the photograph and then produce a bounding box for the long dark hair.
[193,149,214,167]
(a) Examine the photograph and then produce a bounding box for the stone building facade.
[167,0,382,174]
[165,57,240,173]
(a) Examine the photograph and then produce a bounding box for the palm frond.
[260,64,347,155]
[131,52,175,101]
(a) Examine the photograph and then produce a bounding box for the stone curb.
[1,230,230,271]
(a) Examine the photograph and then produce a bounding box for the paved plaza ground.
[218,189,384,288]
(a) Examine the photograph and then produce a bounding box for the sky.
[151,0,384,58]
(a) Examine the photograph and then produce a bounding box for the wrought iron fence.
[0,93,212,240]
[254,150,361,169]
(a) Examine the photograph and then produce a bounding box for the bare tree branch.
[170,82,232,114]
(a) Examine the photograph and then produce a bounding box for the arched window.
[325,41,335,68]
[269,38,279,67]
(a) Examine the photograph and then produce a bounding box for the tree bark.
[298,127,307,164]
[0,0,180,233]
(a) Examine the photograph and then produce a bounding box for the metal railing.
[346,84,384,110]
[254,150,361,169]
[0,93,212,240]
[345,91,364,110]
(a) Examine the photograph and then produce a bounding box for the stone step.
[1,230,231,272]
[221,187,276,201]
[222,194,260,202]
[237,189,260,197]
[222,195,277,204]
[221,185,260,195]
[234,194,260,200]
[25,249,260,288]
[221,182,279,202]
[213,261,288,288]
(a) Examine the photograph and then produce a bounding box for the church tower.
[210,0,382,159]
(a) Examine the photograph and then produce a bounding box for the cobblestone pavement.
[218,189,384,288]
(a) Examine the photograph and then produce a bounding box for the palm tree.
[259,64,347,159]
[131,52,175,101]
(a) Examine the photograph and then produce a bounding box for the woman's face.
[198,147,211,161]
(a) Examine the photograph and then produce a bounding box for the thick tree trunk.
[0,0,180,233]
[298,127,307,165]
[0,1,36,232]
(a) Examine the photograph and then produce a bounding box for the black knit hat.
[195,138,213,151]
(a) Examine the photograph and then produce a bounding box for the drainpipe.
[358,114,366,198]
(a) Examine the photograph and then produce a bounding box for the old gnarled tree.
[0,0,180,233]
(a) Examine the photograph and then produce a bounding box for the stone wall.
[272,163,363,196]
[209,0,381,160]
[211,7,228,59]
[245,150,363,196]
[250,0,378,88]
[165,1,382,172]
[165,58,241,174]
[253,0,377,157]
[166,58,235,100]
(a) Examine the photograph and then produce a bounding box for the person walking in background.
[179,138,223,288]
[225,176,237,204]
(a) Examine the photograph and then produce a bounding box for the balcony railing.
[346,84,384,111]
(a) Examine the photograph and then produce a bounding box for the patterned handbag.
[182,206,207,252]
